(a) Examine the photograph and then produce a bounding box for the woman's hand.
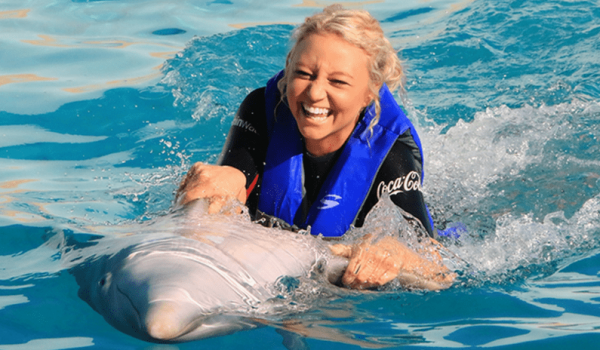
[175,163,247,214]
[329,234,454,290]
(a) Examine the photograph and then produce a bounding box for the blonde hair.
[278,4,404,130]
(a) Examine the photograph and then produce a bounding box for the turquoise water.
[2,0,600,348]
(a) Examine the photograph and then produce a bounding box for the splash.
[159,25,291,122]
[413,99,600,285]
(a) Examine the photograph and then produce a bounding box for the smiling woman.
[175,4,453,290]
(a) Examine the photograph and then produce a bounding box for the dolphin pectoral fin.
[276,328,310,350]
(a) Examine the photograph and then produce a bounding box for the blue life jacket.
[257,71,425,237]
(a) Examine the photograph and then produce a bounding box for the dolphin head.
[74,237,263,343]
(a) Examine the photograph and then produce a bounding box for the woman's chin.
[296,119,331,140]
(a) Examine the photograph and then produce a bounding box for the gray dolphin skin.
[70,200,348,343]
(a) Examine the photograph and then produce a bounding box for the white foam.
[412,100,600,282]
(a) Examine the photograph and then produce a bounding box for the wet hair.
[278,4,404,130]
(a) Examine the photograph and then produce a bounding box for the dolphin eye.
[98,272,111,288]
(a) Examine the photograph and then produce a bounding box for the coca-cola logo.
[376,171,421,199]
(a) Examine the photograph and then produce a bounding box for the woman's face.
[286,33,372,156]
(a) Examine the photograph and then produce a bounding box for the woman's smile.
[302,103,331,122]
[286,32,372,156]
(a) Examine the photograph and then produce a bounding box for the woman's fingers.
[344,256,378,289]
[367,252,398,287]
[329,244,352,258]
[341,245,363,287]
[175,163,247,210]
[340,237,400,289]
[336,234,454,290]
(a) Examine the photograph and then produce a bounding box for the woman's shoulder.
[239,87,266,113]
[381,129,423,175]
[233,87,267,131]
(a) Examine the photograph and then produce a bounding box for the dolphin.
[68,200,348,343]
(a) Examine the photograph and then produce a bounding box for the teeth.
[308,115,327,122]
[303,104,330,117]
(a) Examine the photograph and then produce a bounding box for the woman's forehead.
[290,33,369,69]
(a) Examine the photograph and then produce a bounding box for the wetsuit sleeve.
[217,87,268,199]
[356,129,434,237]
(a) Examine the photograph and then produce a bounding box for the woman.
[176,5,453,290]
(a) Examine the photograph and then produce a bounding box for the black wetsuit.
[218,87,434,237]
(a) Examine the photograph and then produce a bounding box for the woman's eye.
[330,79,348,86]
[295,70,311,78]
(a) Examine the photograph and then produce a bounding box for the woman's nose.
[306,79,326,101]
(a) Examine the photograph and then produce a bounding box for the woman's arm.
[330,234,454,290]
[331,130,454,290]
[175,88,268,213]
[357,129,434,236]
[175,163,247,213]
[218,88,268,188]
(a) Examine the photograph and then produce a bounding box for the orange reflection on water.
[229,21,297,29]
[62,64,164,94]
[0,179,37,190]
[0,74,58,87]
[0,180,46,223]
[23,34,181,50]
[83,39,179,50]
[21,34,71,48]
[0,209,47,223]
[83,40,135,48]
[292,0,383,7]
[150,51,179,59]
[0,9,30,19]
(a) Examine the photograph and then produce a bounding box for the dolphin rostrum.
[68,200,349,343]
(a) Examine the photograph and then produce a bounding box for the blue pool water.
[2,0,600,348]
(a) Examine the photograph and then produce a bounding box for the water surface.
[1,0,600,349]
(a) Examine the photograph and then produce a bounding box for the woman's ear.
[363,84,381,107]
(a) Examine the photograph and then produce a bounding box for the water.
[2,0,600,348]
